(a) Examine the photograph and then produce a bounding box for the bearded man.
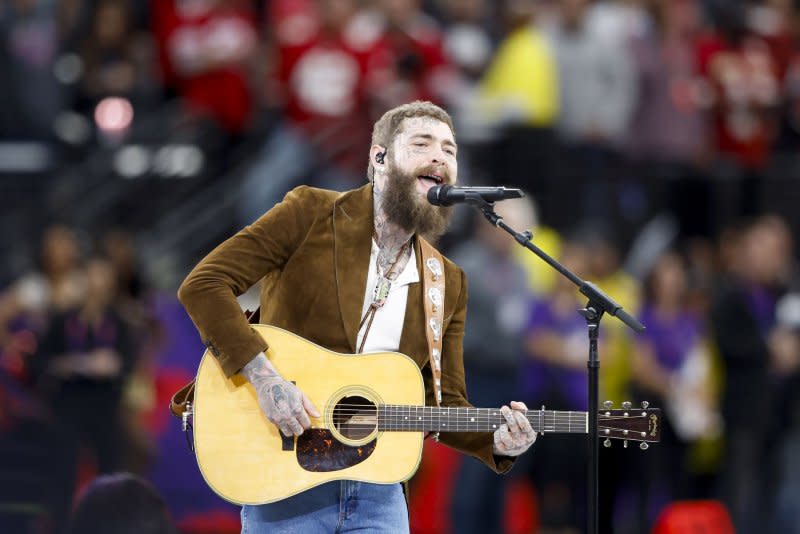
[177,101,537,533]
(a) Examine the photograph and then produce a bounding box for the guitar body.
[193,324,426,505]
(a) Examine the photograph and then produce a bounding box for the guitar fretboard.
[377,406,588,434]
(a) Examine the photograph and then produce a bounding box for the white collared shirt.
[356,240,419,353]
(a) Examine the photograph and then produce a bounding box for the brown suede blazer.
[177,182,514,474]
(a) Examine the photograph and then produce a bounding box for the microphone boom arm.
[471,195,644,332]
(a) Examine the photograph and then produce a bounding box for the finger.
[494,423,509,443]
[512,410,530,435]
[287,418,304,436]
[303,394,321,418]
[498,425,514,449]
[501,406,520,434]
[297,408,312,430]
[510,401,528,412]
[493,430,507,452]
[278,424,293,438]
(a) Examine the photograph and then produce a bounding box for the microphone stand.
[464,193,645,534]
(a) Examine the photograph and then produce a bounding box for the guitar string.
[319,413,643,423]
[330,416,647,424]
[314,419,644,427]
[327,408,592,414]
[308,425,649,437]
[326,423,644,435]
[311,413,643,426]
[294,405,648,430]
[320,406,645,420]
[329,405,611,415]
[324,416,596,424]
[315,417,646,432]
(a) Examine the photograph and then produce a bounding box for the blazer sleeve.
[177,186,319,377]
[435,269,516,474]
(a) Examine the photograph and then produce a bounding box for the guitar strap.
[418,236,445,441]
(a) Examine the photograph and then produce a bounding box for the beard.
[381,160,454,242]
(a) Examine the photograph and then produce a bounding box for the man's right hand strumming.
[241,353,321,437]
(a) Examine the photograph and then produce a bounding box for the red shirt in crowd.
[266,0,453,174]
[151,0,257,134]
[266,0,390,173]
[696,31,780,169]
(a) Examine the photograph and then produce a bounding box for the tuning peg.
[622,401,632,410]
[641,401,649,409]
[640,442,649,451]
[623,440,628,448]
[604,438,612,448]
[603,400,614,409]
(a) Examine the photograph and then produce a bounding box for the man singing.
[178,101,536,532]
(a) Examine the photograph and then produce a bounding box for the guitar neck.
[377,406,588,434]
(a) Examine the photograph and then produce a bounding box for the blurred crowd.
[2,0,800,533]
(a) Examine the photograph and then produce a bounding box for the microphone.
[427,184,524,206]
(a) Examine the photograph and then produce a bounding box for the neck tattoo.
[372,238,409,307]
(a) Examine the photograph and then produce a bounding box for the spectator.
[543,0,637,220]
[238,0,389,224]
[696,0,781,214]
[28,256,137,476]
[626,0,707,165]
[368,0,457,109]
[76,0,158,114]
[0,0,65,140]
[151,0,258,135]
[772,241,800,531]
[545,0,637,150]
[0,225,86,376]
[775,0,800,151]
[523,241,593,533]
[438,0,495,83]
[709,216,792,532]
[575,224,641,533]
[102,229,145,304]
[575,224,640,404]
[67,472,178,534]
[470,0,559,200]
[631,251,721,529]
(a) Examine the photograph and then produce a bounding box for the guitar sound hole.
[333,395,377,440]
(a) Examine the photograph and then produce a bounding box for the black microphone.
[427,184,524,206]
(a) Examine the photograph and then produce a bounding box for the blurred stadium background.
[1,0,800,532]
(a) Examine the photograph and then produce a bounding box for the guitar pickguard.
[296,429,377,472]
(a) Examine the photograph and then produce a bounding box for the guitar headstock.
[598,401,661,450]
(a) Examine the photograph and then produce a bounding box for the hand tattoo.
[492,402,537,457]
[242,353,319,437]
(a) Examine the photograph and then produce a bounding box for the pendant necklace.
[358,238,410,353]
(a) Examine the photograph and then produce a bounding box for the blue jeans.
[240,480,408,533]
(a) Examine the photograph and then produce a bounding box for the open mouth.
[417,174,443,190]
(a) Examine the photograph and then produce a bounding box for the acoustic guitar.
[189,325,661,504]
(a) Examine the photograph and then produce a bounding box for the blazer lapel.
[333,184,374,352]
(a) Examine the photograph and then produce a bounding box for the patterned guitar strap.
[418,237,445,441]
